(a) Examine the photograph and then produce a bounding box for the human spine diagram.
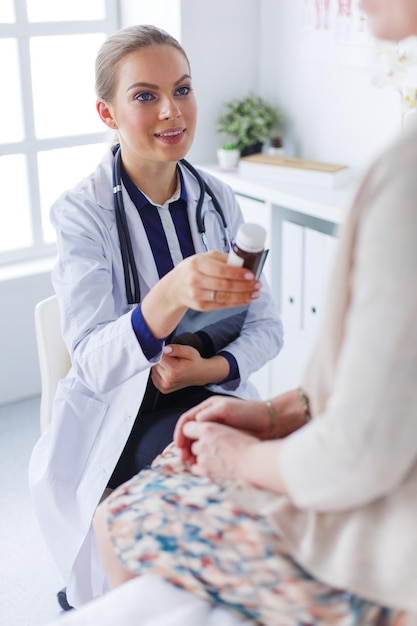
[299,0,371,65]
[315,0,330,30]
[304,0,358,30]
[337,1,352,19]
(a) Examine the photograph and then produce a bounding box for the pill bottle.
[227,222,267,278]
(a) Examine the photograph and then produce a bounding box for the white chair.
[34,294,71,433]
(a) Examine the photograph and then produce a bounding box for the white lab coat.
[28,149,283,608]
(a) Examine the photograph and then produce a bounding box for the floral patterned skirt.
[104,444,395,626]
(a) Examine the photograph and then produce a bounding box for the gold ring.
[211,290,216,302]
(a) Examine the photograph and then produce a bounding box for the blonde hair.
[95,24,190,102]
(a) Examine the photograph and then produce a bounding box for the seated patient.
[93,1,417,624]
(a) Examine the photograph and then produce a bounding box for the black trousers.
[108,379,217,489]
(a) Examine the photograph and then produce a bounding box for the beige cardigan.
[270,126,417,612]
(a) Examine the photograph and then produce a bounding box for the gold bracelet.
[265,400,276,439]
[297,386,311,423]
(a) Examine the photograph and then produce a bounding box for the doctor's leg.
[93,501,137,589]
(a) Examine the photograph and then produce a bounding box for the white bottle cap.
[235,222,266,253]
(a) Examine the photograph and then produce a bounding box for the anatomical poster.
[298,0,375,66]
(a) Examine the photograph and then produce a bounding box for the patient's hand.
[181,420,258,480]
[174,395,268,464]
[180,418,288,494]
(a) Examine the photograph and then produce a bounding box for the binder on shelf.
[280,220,303,331]
[303,228,338,334]
[239,154,350,189]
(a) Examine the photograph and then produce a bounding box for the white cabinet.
[280,221,338,336]
[280,221,304,331]
[234,197,339,399]
[303,227,338,335]
[198,164,355,400]
[273,221,338,395]
[272,327,316,395]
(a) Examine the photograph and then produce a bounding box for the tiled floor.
[0,395,63,625]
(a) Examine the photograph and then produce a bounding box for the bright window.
[30,34,105,139]
[0,0,118,265]
[0,39,24,143]
[26,0,105,23]
[0,154,31,252]
[38,143,108,243]
[0,0,15,23]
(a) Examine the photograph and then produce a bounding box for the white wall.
[119,0,181,40]
[258,0,402,175]
[0,264,54,405]
[180,0,260,163]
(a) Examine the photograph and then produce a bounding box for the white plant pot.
[267,146,285,157]
[217,148,240,169]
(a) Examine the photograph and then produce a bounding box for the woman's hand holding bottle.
[141,251,261,340]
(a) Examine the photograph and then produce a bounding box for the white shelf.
[198,163,359,226]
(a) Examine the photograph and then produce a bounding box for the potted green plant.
[216,91,283,157]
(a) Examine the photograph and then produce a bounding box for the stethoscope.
[112,144,231,304]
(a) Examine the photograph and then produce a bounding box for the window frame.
[0,0,119,266]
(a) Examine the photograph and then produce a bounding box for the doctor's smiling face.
[96,33,197,173]
[361,0,417,40]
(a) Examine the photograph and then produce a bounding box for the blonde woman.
[29,24,282,610]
